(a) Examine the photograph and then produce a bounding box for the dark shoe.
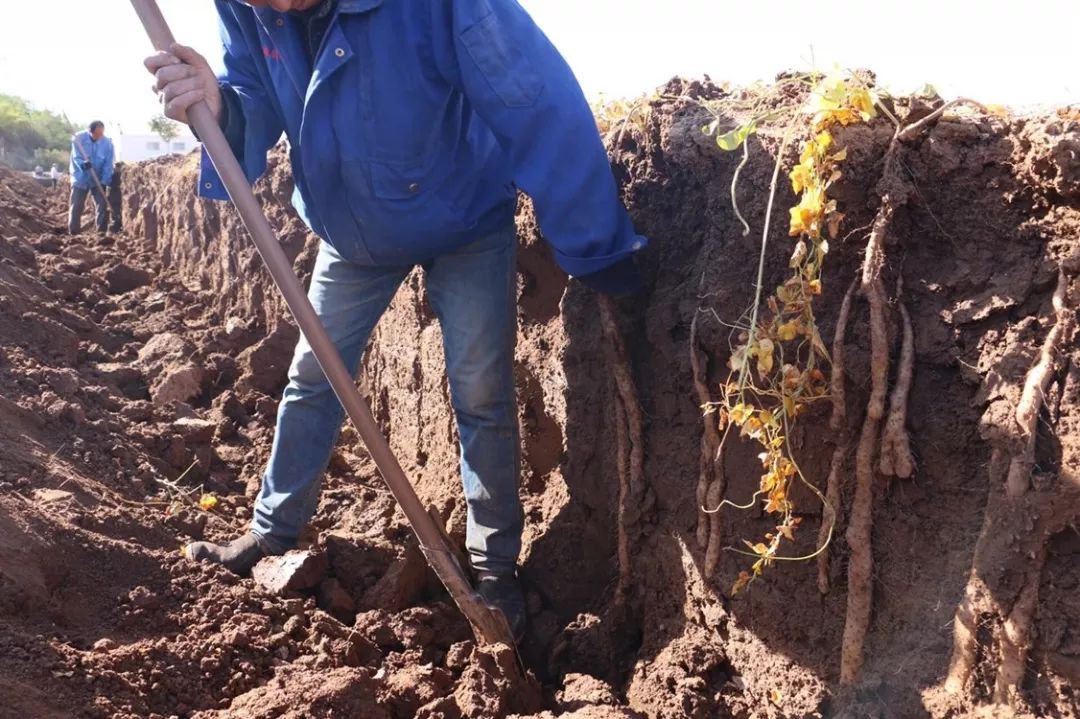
[476,571,527,643]
[183,532,271,575]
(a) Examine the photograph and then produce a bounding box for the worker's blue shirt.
[70,132,115,190]
[199,0,646,274]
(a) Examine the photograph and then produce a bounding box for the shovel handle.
[127,0,516,648]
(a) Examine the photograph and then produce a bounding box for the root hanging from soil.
[994,546,1048,705]
[690,313,729,576]
[839,98,986,684]
[1006,270,1070,497]
[598,296,648,603]
[613,394,632,604]
[817,278,857,594]
[880,281,916,479]
[840,209,892,685]
[840,405,880,684]
[690,313,718,550]
[945,268,1077,705]
[944,447,1010,695]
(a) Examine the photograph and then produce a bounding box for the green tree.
[0,94,76,170]
[149,114,181,143]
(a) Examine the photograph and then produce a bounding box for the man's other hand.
[144,43,222,125]
[575,257,644,297]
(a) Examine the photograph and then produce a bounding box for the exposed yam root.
[862,212,892,422]
[840,407,880,684]
[994,546,1048,705]
[598,296,648,603]
[840,209,891,684]
[829,279,859,433]
[944,448,1010,694]
[880,284,916,479]
[839,97,980,685]
[613,395,631,604]
[690,314,718,550]
[1006,270,1070,497]
[945,270,1077,705]
[896,98,990,143]
[817,278,857,594]
[689,313,729,576]
[703,474,726,576]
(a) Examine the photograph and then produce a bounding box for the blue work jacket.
[70,132,115,190]
[199,0,646,274]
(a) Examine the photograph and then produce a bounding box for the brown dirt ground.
[0,79,1078,718]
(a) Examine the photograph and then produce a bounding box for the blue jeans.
[68,184,108,234]
[252,223,522,574]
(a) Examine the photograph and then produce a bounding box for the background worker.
[68,120,114,235]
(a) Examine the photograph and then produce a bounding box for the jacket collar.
[336,0,383,12]
[252,0,381,27]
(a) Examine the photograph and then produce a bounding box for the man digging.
[69,121,115,235]
[146,0,645,640]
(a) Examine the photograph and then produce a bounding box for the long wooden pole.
[127,0,515,648]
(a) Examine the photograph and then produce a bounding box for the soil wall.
[1,80,1077,718]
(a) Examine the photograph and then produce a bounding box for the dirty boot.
[183,533,271,575]
[476,571,527,643]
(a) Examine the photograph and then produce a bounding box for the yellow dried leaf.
[731,570,751,595]
[789,206,806,237]
[741,416,764,438]
[777,320,800,342]
[852,88,877,119]
[789,163,813,194]
[827,211,844,239]
[198,494,219,512]
[756,339,774,376]
[729,345,747,372]
[764,495,785,513]
[809,325,829,356]
[788,240,808,269]
[729,402,753,425]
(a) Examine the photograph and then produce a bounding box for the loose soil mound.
[0,81,1078,719]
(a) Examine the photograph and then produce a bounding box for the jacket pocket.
[371,159,437,200]
[460,12,543,108]
[344,158,468,235]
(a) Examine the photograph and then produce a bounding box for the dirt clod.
[252,550,330,596]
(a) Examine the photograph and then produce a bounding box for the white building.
[117,133,200,163]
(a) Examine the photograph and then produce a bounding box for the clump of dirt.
[1,80,1078,719]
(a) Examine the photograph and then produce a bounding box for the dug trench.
[0,78,1078,718]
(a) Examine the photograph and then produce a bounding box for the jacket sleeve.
[99,139,115,187]
[69,135,83,172]
[70,133,89,186]
[428,0,646,277]
[197,0,285,201]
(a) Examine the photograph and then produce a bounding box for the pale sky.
[0,1,1076,135]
